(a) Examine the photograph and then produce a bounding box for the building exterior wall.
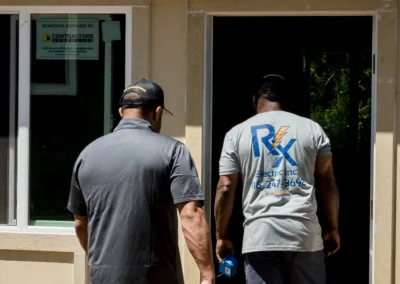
[0,1,398,284]
[186,2,398,284]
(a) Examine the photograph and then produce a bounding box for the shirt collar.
[113,118,154,132]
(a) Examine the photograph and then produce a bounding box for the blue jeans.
[245,251,326,284]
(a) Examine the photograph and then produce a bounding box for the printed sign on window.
[36,19,99,60]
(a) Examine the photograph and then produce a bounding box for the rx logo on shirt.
[251,124,297,168]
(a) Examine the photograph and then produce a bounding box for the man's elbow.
[180,205,205,222]
[317,173,335,184]
[74,216,88,236]
[75,223,86,234]
[217,178,233,193]
[217,174,239,193]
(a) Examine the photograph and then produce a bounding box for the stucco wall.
[0,1,193,284]
[0,1,398,284]
[185,2,398,284]
[0,251,74,284]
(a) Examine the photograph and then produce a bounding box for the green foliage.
[308,52,371,151]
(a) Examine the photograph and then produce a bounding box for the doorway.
[210,16,372,284]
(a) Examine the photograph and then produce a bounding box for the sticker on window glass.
[36,19,99,60]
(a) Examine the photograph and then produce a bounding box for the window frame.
[31,60,78,96]
[0,6,133,235]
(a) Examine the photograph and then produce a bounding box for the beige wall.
[185,2,398,284]
[0,251,74,284]
[150,0,198,282]
[151,0,187,141]
[0,0,399,284]
[0,233,87,283]
[0,1,193,284]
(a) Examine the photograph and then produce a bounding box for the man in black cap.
[68,79,215,284]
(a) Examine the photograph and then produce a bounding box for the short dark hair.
[254,75,288,105]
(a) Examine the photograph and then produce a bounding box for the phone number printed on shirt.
[251,178,306,190]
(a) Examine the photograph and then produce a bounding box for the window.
[29,14,127,226]
[0,7,132,231]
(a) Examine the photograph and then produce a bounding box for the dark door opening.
[211,16,372,284]
[0,15,18,225]
[0,15,12,225]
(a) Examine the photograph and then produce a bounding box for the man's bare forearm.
[76,227,88,253]
[181,206,215,280]
[214,181,236,240]
[74,216,88,253]
[319,175,340,230]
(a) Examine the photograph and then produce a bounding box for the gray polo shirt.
[67,118,204,284]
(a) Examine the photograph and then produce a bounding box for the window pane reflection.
[29,14,126,224]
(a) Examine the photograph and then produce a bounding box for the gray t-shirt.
[219,111,331,253]
[68,118,204,284]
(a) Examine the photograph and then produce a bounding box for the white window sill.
[0,225,75,235]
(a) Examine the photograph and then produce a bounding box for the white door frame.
[202,12,377,283]
[0,6,133,235]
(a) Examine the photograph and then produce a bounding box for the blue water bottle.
[219,254,238,278]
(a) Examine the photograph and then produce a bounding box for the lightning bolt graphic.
[272,126,289,150]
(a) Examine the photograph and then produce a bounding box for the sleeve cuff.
[219,169,240,176]
[173,195,205,206]
[317,149,332,156]
[67,204,88,217]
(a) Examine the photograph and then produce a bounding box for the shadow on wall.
[0,251,74,264]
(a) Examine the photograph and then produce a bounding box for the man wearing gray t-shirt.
[68,80,215,284]
[214,75,340,284]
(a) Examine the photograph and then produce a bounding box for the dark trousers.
[245,251,326,284]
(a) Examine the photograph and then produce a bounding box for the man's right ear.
[253,95,260,106]
[154,106,163,122]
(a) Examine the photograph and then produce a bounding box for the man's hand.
[216,239,235,263]
[323,229,340,257]
[201,280,215,284]
[201,273,215,284]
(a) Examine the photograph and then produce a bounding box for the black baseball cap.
[259,74,287,92]
[261,74,285,86]
[120,79,173,115]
